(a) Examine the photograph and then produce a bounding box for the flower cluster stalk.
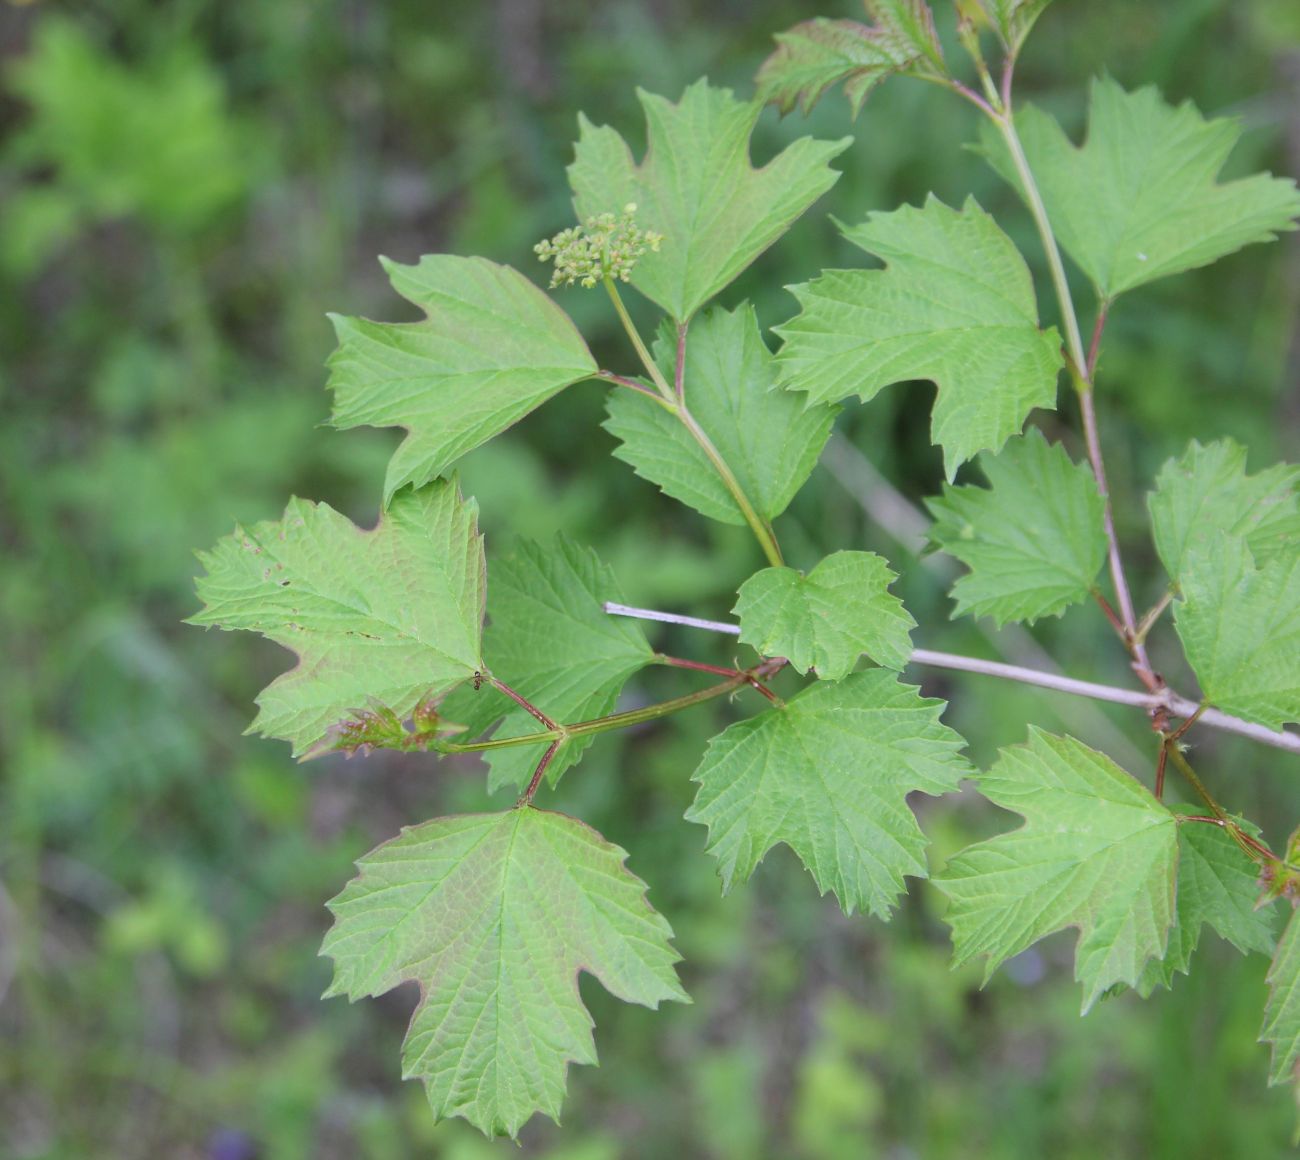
[600,277,784,568]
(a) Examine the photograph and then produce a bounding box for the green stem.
[958,18,1001,109]
[993,110,1087,372]
[442,731,561,754]
[673,322,688,405]
[570,659,784,736]
[604,276,675,401]
[601,277,784,569]
[1163,739,1225,820]
[1134,590,1174,645]
[676,407,784,568]
[1175,815,1276,865]
[1086,300,1110,378]
[1163,741,1275,864]
[597,370,677,411]
[439,660,784,758]
[940,76,997,117]
[991,97,1156,685]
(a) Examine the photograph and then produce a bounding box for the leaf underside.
[568,79,850,321]
[1264,909,1300,1085]
[686,670,969,918]
[322,807,688,1138]
[1174,532,1300,732]
[981,76,1300,299]
[1148,438,1300,583]
[733,550,915,678]
[755,1,945,119]
[190,479,485,757]
[1136,820,1276,996]
[603,303,839,528]
[937,729,1177,1012]
[327,254,597,504]
[927,428,1107,626]
[776,195,1064,479]
[441,536,654,792]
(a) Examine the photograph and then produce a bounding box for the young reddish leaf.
[975,0,1053,53]
[322,808,687,1138]
[756,2,946,119]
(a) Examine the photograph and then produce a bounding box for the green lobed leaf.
[1148,438,1300,583]
[685,669,969,917]
[190,479,484,757]
[733,550,915,678]
[755,2,946,119]
[926,429,1106,626]
[322,807,688,1138]
[936,729,1178,1011]
[1264,907,1300,1086]
[568,80,850,321]
[980,76,1300,300]
[327,255,597,504]
[1174,532,1300,731]
[603,304,838,528]
[776,195,1064,479]
[1136,820,1277,996]
[441,536,654,793]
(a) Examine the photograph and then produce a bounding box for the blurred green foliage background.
[2,1,1299,1156]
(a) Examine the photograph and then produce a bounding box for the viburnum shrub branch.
[603,602,1300,755]
[961,39,1159,692]
[190,0,1300,1140]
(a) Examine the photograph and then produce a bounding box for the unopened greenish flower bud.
[535,204,663,289]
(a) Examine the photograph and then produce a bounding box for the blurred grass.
[1,1,1298,1156]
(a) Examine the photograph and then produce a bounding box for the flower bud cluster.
[535,203,663,289]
